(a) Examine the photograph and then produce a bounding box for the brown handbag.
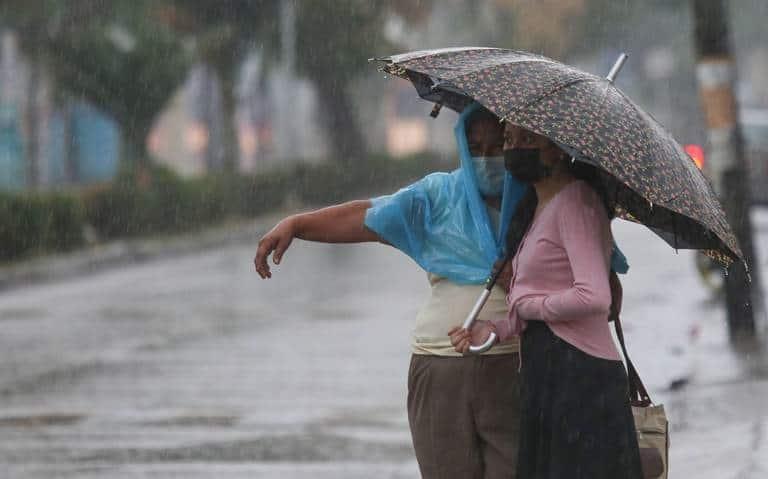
[614,316,669,479]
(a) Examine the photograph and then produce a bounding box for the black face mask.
[504,148,552,183]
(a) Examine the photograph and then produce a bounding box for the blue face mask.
[472,156,506,197]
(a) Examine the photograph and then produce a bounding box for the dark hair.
[466,106,500,130]
[567,159,614,219]
[504,187,538,259]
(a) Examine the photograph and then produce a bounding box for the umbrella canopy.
[373,47,742,267]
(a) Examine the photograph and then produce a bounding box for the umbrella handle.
[461,288,498,354]
[470,333,497,354]
[461,255,512,354]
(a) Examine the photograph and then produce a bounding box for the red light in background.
[685,144,705,170]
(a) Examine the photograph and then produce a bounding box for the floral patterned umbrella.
[373,47,742,267]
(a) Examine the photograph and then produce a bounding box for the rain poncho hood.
[364,103,526,284]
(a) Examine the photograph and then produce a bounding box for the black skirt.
[517,321,643,479]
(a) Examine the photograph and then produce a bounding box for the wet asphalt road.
[0,240,425,478]
[1,214,767,478]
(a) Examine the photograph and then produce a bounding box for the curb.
[0,211,291,293]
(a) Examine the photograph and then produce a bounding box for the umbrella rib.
[503,77,603,118]
[381,48,543,81]
[611,87,657,175]
[379,47,503,65]
[604,90,738,257]
[435,57,559,84]
[620,182,740,260]
[504,79,715,245]
[611,88,720,222]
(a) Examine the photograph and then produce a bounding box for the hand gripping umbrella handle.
[461,254,510,354]
[461,288,497,353]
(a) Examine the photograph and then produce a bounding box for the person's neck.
[533,174,574,206]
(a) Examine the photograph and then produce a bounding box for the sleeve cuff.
[491,316,514,342]
[517,296,545,320]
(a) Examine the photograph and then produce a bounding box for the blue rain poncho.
[364,103,628,284]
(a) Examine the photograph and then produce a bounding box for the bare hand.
[254,217,297,279]
[448,320,496,354]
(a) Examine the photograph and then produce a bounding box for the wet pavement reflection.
[0,211,766,478]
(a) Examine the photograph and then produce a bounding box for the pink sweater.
[492,180,621,361]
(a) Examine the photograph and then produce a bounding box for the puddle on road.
[0,361,112,397]
[142,415,240,428]
[98,306,168,322]
[0,413,84,427]
[311,307,357,321]
[308,407,405,431]
[0,308,45,321]
[79,432,413,463]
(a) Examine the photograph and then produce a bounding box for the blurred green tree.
[167,0,435,166]
[0,0,191,166]
[161,0,280,172]
[491,0,690,60]
[293,0,390,164]
[2,0,433,172]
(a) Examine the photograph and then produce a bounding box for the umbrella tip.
[606,53,629,83]
[430,103,443,118]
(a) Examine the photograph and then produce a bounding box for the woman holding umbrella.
[450,122,643,478]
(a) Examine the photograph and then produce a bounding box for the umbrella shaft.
[462,288,492,330]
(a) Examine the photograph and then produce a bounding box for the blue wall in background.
[0,105,24,190]
[0,101,119,191]
[47,102,120,185]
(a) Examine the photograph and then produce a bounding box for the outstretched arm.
[254,200,380,278]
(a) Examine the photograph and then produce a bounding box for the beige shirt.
[411,273,520,356]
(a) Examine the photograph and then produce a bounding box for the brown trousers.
[407,353,521,479]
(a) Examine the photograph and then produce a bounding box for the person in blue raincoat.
[254,103,627,478]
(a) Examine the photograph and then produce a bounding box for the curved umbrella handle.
[461,288,498,354]
[469,332,497,354]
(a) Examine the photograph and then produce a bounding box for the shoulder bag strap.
[614,315,653,407]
